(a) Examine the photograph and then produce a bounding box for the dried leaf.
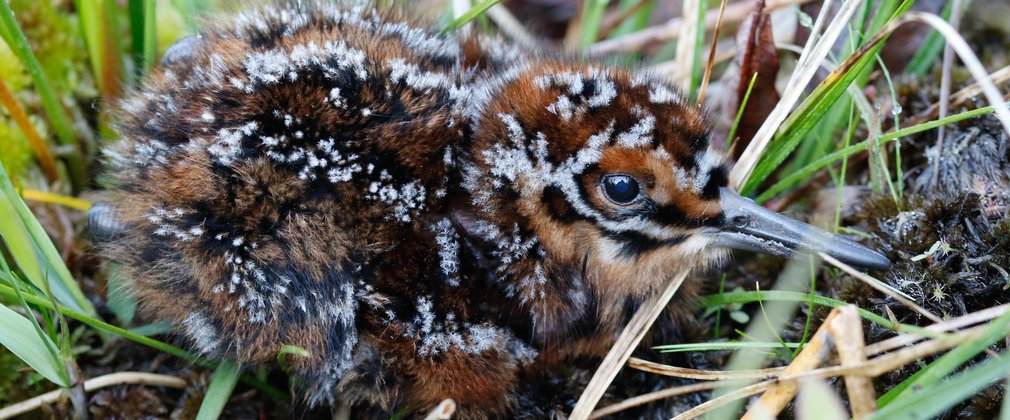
[725,0,780,159]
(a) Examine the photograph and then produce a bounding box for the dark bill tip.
[705,188,891,271]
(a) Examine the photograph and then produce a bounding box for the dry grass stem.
[628,357,786,380]
[673,0,702,89]
[696,0,730,105]
[729,0,863,190]
[866,304,1010,355]
[825,306,875,419]
[907,63,1010,126]
[588,381,726,419]
[931,0,965,189]
[423,399,457,420]
[568,271,690,420]
[884,12,1010,136]
[485,4,538,49]
[669,314,979,419]
[596,0,650,40]
[575,285,1010,418]
[589,0,812,56]
[673,380,777,420]
[820,253,943,323]
[0,372,187,419]
[741,307,841,419]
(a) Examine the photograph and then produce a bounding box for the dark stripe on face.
[701,166,728,200]
[603,229,687,258]
[651,204,722,229]
[541,185,584,223]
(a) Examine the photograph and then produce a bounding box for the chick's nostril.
[731,215,749,228]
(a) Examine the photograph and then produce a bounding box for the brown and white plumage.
[95,2,888,417]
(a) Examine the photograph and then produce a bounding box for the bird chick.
[93,2,889,417]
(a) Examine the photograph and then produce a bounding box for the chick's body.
[103,3,728,417]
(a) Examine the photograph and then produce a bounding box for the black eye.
[602,174,641,205]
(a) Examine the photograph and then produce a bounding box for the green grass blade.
[277,344,310,369]
[885,309,1010,405]
[129,0,144,76]
[0,196,45,290]
[700,290,895,329]
[0,250,67,387]
[128,0,156,77]
[872,350,1010,419]
[741,0,916,196]
[0,283,193,361]
[442,0,501,34]
[0,283,289,401]
[0,304,68,386]
[0,267,69,388]
[75,0,103,84]
[905,1,954,75]
[0,159,94,314]
[755,104,1003,202]
[726,72,759,149]
[0,0,85,189]
[609,0,655,39]
[876,363,928,407]
[578,0,611,47]
[142,0,156,74]
[197,359,241,420]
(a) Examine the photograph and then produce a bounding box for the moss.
[0,347,51,408]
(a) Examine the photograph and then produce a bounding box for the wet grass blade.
[197,360,240,420]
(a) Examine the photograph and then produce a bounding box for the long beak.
[704,188,891,270]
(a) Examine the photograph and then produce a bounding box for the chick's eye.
[602,174,641,205]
